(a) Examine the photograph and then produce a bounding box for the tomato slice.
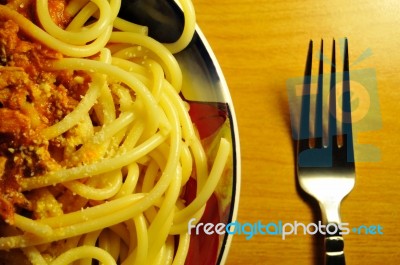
[187,101,228,140]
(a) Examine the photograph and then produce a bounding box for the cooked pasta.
[0,0,231,264]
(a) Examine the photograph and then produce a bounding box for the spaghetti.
[0,0,231,264]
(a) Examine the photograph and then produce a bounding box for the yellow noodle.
[113,17,148,35]
[49,246,116,265]
[65,0,90,16]
[151,236,175,265]
[58,236,82,258]
[107,229,122,261]
[180,141,193,186]
[79,231,101,265]
[112,46,148,60]
[111,57,148,78]
[161,80,209,188]
[13,215,53,237]
[109,223,130,246]
[22,246,49,265]
[21,132,166,190]
[109,32,182,90]
[126,214,148,265]
[172,233,190,265]
[98,230,120,261]
[113,163,140,199]
[162,80,196,142]
[81,112,134,147]
[148,167,182,257]
[164,0,196,54]
[0,6,112,57]
[1,196,152,248]
[36,0,115,45]
[141,160,161,193]
[82,230,102,249]
[48,58,161,137]
[174,138,231,223]
[148,209,174,260]
[94,81,117,125]
[63,170,122,200]
[169,206,203,235]
[39,193,145,228]
[41,75,102,140]
[99,48,112,64]
[124,219,137,253]
[145,59,165,102]
[66,1,104,31]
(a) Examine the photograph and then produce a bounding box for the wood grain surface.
[193,0,400,264]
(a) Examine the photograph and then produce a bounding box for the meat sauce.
[0,0,91,223]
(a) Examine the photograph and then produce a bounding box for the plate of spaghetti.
[0,0,240,264]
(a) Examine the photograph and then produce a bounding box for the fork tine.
[298,40,313,151]
[342,38,351,127]
[314,39,324,148]
[305,40,313,77]
[341,38,355,162]
[329,39,337,147]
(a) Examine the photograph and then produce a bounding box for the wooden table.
[193,0,400,264]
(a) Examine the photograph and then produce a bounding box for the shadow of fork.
[280,71,325,265]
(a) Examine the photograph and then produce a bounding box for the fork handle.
[325,230,346,265]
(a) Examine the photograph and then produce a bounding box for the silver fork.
[296,39,355,265]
